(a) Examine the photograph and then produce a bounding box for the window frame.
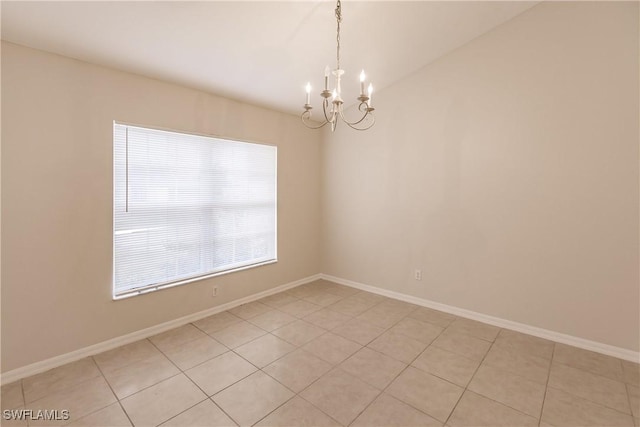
[112,121,278,300]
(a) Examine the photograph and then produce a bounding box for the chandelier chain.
[335,0,342,70]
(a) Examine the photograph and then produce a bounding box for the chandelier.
[301,0,375,132]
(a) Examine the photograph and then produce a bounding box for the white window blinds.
[113,123,277,298]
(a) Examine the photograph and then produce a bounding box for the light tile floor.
[2,280,639,427]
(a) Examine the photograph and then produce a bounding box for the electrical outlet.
[414,269,422,281]
[212,286,218,297]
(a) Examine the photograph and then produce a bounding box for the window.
[113,123,277,299]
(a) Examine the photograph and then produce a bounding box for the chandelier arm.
[343,114,376,131]
[322,98,335,124]
[301,110,331,129]
[337,105,373,127]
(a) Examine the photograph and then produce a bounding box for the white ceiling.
[1,1,537,115]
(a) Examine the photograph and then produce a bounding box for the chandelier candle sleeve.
[300,0,375,132]
[324,66,330,90]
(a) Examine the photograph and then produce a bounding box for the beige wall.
[1,42,322,372]
[322,2,639,351]
[2,0,638,374]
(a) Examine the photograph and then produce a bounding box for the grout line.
[232,288,357,426]
[146,338,241,426]
[89,355,135,427]
[344,305,451,425]
[442,330,497,426]
[537,343,556,426]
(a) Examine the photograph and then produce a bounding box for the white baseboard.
[0,274,322,385]
[3,271,637,385]
[321,274,640,363]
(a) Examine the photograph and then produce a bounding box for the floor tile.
[254,396,340,427]
[149,324,207,352]
[121,374,206,427]
[356,305,406,329]
[278,300,323,318]
[554,343,624,382]
[286,285,318,299]
[68,402,131,426]
[1,381,24,410]
[408,307,458,328]
[351,393,442,427]
[447,390,537,426]
[272,320,326,346]
[412,345,480,387]
[258,292,299,309]
[302,332,362,365]
[340,347,406,389]
[263,349,332,392]
[374,299,419,316]
[431,329,491,362]
[26,376,116,426]
[185,351,257,396]
[93,340,161,374]
[193,311,242,335]
[11,279,637,427]
[234,334,296,368]
[213,371,294,426]
[623,360,640,386]
[467,363,545,417]
[160,399,236,426]
[229,301,272,320]
[103,353,180,399]
[0,407,28,427]
[628,384,639,418]
[303,308,351,330]
[302,292,343,307]
[493,329,554,360]
[482,344,551,384]
[22,358,102,403]
[446,318,500,342]
[368,330,427,364]
[160,336,227,370]
[541,387,634,426]
[300,368,380,426]
[328,296,377,317]
[549,363,630,414]
[321,283,361,297]
[332,318,385,346]
[211,320,266,348]
[349,292,386,305]
[248,310,297,332]
[386,366,463,422]
[305,280,337,291]
[389,317,443,344]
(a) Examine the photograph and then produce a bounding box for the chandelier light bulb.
[324,66,330,90]
[360,70,366,95]
[305,82,311,105]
